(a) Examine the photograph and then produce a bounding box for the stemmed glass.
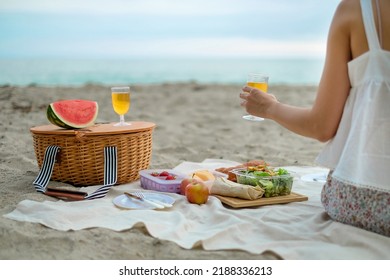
[111,86,131,126]
[243,73,269,121]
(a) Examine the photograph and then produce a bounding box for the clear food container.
[139,169,185,193]
[231,167,293,197]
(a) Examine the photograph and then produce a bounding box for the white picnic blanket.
[4,159,390,259]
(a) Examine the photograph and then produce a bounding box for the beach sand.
[0,83,324,259]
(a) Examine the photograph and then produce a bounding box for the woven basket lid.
[30,122,156,136]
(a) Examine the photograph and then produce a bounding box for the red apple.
[185,180,209,205]
[180,177,198,195]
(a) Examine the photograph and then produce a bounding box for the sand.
[0,83,324,259]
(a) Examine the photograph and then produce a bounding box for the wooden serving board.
[214,192,308,208]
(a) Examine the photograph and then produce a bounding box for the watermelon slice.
[47,99,98,129]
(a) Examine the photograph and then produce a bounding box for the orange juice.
[247,81,268,92]
[112,92,130,115]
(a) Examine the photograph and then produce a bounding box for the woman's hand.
[239,86,278,119]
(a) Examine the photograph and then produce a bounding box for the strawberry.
[165,175,176,180]
[159,171,170,177]
[151,172,160,177]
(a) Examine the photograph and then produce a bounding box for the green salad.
[233,166,293,198]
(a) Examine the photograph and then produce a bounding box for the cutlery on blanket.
[135,191,173,208]
[124,192,164,209]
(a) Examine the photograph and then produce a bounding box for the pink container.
[139,169,185,193]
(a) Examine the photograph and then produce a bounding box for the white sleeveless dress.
[316,0,390,236]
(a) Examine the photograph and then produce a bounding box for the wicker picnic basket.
[30,122,156,186]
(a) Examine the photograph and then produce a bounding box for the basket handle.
[33,145,117,201]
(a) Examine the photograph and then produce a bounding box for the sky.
[0,0,341,59]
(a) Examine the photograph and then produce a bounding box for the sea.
[0,57,324,86]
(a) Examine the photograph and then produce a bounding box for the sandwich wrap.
[210,177,264,200]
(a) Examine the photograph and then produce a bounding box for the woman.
[240,0,390,236]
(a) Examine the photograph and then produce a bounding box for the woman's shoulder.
[330,0,363,42]
[338,0,360,10]
[334,0,361,23]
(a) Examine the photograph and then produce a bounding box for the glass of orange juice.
[243,73,269,121]
[111,86,131,126]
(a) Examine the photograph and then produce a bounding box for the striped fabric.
[85,146,117,200]
[33,145,117,200]
[33,145,60,193]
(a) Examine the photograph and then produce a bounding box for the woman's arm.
[240,1,353,142]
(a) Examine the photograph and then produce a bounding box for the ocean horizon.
[0,57,324,87]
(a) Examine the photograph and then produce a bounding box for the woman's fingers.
[239,92,248,100]
[240,86,257,100]
[242,86,254,94]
